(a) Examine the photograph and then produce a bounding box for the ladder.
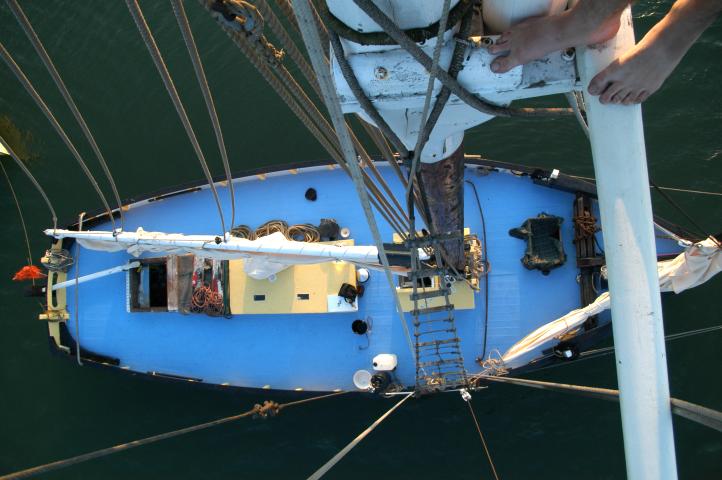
[407,232,468,393]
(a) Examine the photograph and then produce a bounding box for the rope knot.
[253,400,280,419]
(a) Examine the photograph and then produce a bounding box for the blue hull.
[52,160,684,392]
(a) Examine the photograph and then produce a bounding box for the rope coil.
[191,285,224,316]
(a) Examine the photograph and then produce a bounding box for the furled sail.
[498,237,722,370]
[45,228,405,280]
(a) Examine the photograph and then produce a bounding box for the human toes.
[617,90,634,105]
[490,56,515,73]
[599,83,624,104]
[488,32,510,52]
[633,90,650,103]
[587,73,610,96]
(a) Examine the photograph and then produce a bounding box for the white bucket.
[353,369,373,390]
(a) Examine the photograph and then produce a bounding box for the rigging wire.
[198,0,410,237]
[171,0,236,232]
[291,0,417,362]
[0,41,117,231]
[126,0,227,236]
[73,212,85,367]
[475,375,722,433]
[0,391,348,480]
[649,178,721,248]
[7,0,125,230]
[0,136,57,231]
[528,324,722,374]
[406,0,452,201]
[0,156,33,266]
[466,180,490,361]
[351,0,574,119]
[462,392,500,480]
[306,392,413,480]
[567,174,722,197]
[565,91,589,139]
[568,173,720,246]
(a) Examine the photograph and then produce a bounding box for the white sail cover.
[500,237,722,369]
[46,228,382,280]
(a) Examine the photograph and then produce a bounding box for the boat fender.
[372,353,398,371]
[338,283,358,304]
[357,268,370,283]
[553,341,579,361]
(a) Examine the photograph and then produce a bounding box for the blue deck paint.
[61,164,683,392]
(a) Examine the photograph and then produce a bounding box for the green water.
[0,1,720,478]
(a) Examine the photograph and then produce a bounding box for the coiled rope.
[288,223,321,242]
[254,219,289,238]
[229,224,256,240]
[191,285,224,316]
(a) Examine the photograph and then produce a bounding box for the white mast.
[576,7,678,479]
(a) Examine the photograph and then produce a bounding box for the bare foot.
[489,10,621,73]
[588,0,722,104]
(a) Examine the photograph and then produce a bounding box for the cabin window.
[129,259,168,312]
[398,275,435,289]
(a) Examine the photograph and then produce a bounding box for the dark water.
[0,1,720,478]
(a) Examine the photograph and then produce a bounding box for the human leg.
[588,0,722,104]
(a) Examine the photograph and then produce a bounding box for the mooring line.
[306,392,413,480]
[0,391,349,480]
[461,390,500,480]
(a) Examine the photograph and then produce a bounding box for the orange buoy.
[12,265,47,281]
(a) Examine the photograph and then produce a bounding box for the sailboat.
[39,151,715,393]
[17,0,713,395]
[3,0,721,478]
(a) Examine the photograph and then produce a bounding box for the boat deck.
[60,163,682,391]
